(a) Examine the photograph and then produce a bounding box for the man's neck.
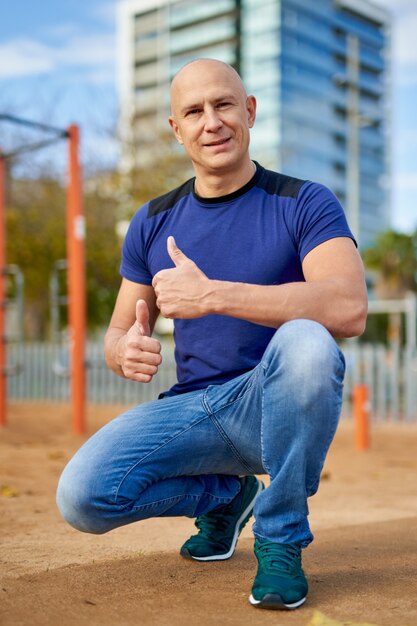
[194,160,256,198]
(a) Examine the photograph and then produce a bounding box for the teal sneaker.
[249,539,308,610]
[180,476,264,561]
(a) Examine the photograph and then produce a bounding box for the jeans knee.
[263,320,345,396]
[56,469,108,535]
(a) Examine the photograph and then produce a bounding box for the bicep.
[108,278,159,333]
[302,237,367,297]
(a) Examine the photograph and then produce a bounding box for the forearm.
[208,279,367,338]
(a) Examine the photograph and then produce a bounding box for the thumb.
[167,236,190,267]
[135,299,150,337]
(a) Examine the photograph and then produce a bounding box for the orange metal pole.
[0,154,6,427]
[353,383,370,450]
[67,125,86,434]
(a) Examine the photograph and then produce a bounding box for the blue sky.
[0,0,416,233]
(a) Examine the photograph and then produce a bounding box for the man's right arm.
[104,278,162,383]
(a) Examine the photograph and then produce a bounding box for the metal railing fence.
[6,340,417,421]
[342,343,417,422]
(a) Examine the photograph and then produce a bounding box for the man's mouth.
[204,138,230,147]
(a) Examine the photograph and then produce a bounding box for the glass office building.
[118,0,390,247]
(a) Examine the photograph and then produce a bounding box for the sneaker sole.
[249,593,306,610]
[181,477,264,562]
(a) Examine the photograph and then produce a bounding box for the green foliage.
[363,229,417,298]
[5,175,122,338]
[4,138,191,339]
[119,132,192,220]
[361,229,417,345]
[360,313,390,344]
[6,177,67,338]
[84,189,122,331]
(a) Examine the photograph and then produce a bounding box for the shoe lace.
[195,504,237,538]
[257,541,301,574]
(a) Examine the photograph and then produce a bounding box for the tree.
[362,229,417,345]
[363,229,417,299]
[6,177,67,338]
[4,135,191,339]
[116,131,192,221]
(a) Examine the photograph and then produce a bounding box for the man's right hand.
[116,300,162,383]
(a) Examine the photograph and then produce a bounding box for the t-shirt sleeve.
[291,181,357,262]
[120,205,153,285]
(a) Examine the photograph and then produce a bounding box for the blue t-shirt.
[121,162,354,395]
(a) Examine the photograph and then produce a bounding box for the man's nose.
[203,108,223,132]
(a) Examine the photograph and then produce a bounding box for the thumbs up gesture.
[118,299,162,382]
[135,299,151,337]
[152,236,211,319]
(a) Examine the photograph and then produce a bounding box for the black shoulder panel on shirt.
[258,168,307,199]
[147,178,194,218]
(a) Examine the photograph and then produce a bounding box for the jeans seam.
[209,412,256,474]
[259,365,273,477]
[201,367,262,475]
[202,390,256,474]
[131,491,233,513]
[306,384,344,495]
[113,414,210,504]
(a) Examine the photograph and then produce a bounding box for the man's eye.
[186,109,200,116]
[218,102,231,108]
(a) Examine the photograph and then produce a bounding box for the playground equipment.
[367,293,417,351]
[49,259,69,343]
[349,293,417,448]
[353,383,370,450]
[0,115,86,434]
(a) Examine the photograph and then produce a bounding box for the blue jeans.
[57,320,345,548]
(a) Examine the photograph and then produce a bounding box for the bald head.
[170,59,248,116]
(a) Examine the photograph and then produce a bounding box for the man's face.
[169,61,256,177]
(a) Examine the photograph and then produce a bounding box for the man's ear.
[246,95,257,128]
[168,116,184,144]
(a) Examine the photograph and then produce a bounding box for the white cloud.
[0,39,54,78]
[43,22,79,42]
[395,14,417,64]
[57,34,115,66]
[373,0,417,15]
[393,172,417,191]
[373,0,417,84]
[0,33,115,80]
[93,2,118,26]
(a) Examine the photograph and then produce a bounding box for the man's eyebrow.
[180,102,201,115]
[180,94,239,115]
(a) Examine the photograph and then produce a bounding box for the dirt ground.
[0,403,416,626]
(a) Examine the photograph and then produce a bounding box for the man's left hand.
[152,236,213,319]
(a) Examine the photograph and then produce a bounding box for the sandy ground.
[1,403,416,626]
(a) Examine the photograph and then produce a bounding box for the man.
[57,59,367,610]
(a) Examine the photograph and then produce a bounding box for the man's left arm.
[152,236,368,339]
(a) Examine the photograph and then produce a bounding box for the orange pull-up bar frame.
[67,125,86,435]
[0,122,86,434]
[0,154,6,427]
[353,383,370,450]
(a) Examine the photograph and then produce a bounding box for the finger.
[135,350,162,366]
[128,372,154,384]
[130,334,161,354]
[167,235,190,267]
[132,362,159,376]
[135,299,150,337]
